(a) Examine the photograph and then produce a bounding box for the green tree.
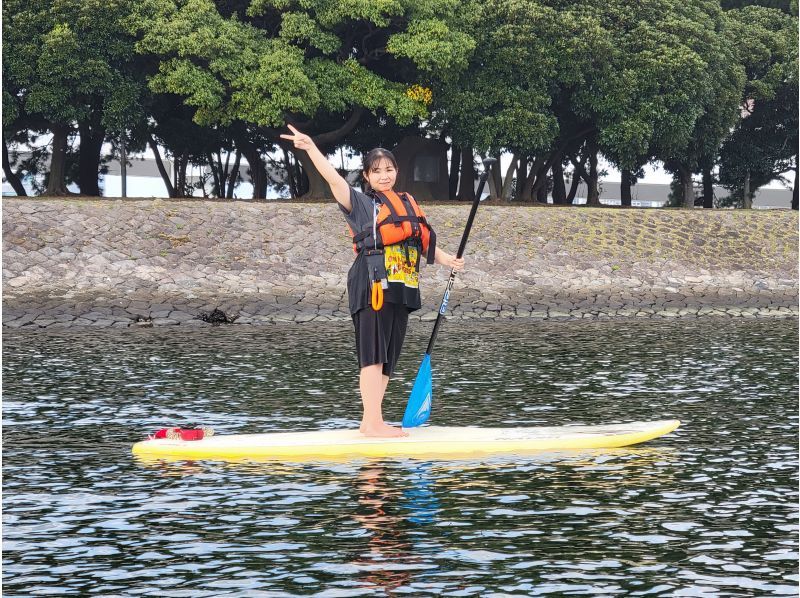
[429,0,744,208]
[430,0,558,201]
[3,0,56,195]
[646,4,745,208]
[2,76,36,196]
[3,0,146,196]
[129,0,473,198]
[718,6,798,208]
[721,0,793,12]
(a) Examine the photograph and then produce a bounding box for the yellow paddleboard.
[132,419,680,462]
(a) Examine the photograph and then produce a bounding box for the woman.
[280,124,464,437]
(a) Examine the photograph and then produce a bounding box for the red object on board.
[149,427,212,441]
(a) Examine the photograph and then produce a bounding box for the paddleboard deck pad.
[132,419,680,461]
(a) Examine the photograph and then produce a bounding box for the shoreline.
[3,198,797,329]
[3,300,797,331]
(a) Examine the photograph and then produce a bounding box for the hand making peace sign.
[280,124,315,152]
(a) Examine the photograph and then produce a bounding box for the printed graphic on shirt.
[384,244,419,289]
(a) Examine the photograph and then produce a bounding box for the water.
[3,318,798,596]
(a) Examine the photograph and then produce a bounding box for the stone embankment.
[2,198,797,329]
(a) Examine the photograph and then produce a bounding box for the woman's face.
[363,158,397,193]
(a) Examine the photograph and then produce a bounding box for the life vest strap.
[379,192,403,226]
[400,191,435,264]
[350,190,435,263]
[425,227,437,265]
[352,229,373,245]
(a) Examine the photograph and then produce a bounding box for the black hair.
[361,148,398,192]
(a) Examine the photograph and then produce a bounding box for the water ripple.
[3,318,797,596]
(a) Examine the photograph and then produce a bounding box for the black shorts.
[352,302,410,376]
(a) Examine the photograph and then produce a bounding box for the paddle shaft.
[424,161,494,355]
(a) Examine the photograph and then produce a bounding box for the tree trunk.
[566,167,581,204]
[175,152,189,197]
[521,165,534,201]
[207,152,221,197]
[239,140,267,199]
[294,152,306,196]
[792,160,798,210]
[533,145,574,203]
[620,168,633,207]
[43,123,72,196]
[2,139,27,196]
[742,170,752,209]
[227,150,241,198]
[702,167,714,209]
[568,151,589,204]
[295,149,331,199]
[457,147,476,201]
[283,148,297,199]
[485,154,502,200]
[586,138,600,206]
[181,158,189,197]
[448,144,460,200]
[500,154,518,201]
[209,150,232,199]
[121,137,127,198]
[536,180,548,203]
[676,163,694,209]
[148,135,176,197]
[77,119,104,196]
[552,159,567,205]
[306,107,364,148]
[221,151,232,198]
[491,153,502,199]
[516,157,528,200]
[522,156,546,201]
[531,164,549,203]
[486,160,498,199]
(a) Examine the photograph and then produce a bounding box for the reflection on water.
[3,318,798,595]
[351,464,423,592]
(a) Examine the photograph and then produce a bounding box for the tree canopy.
[2,0,797,207]
[718,5,798,206]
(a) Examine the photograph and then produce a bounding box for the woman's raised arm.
[280,124,352,212]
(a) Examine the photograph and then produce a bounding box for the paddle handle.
[424,158,496,355]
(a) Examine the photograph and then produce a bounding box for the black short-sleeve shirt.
[339,186,423,315]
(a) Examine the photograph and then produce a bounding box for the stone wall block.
[2,199,797,327]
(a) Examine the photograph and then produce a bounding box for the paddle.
[402,157,497,428]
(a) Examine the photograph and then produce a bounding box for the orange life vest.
[349,190,436,265]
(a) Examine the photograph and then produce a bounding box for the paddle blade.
[402,353,432,428]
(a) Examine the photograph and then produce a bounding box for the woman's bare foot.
[359,422,409,438]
